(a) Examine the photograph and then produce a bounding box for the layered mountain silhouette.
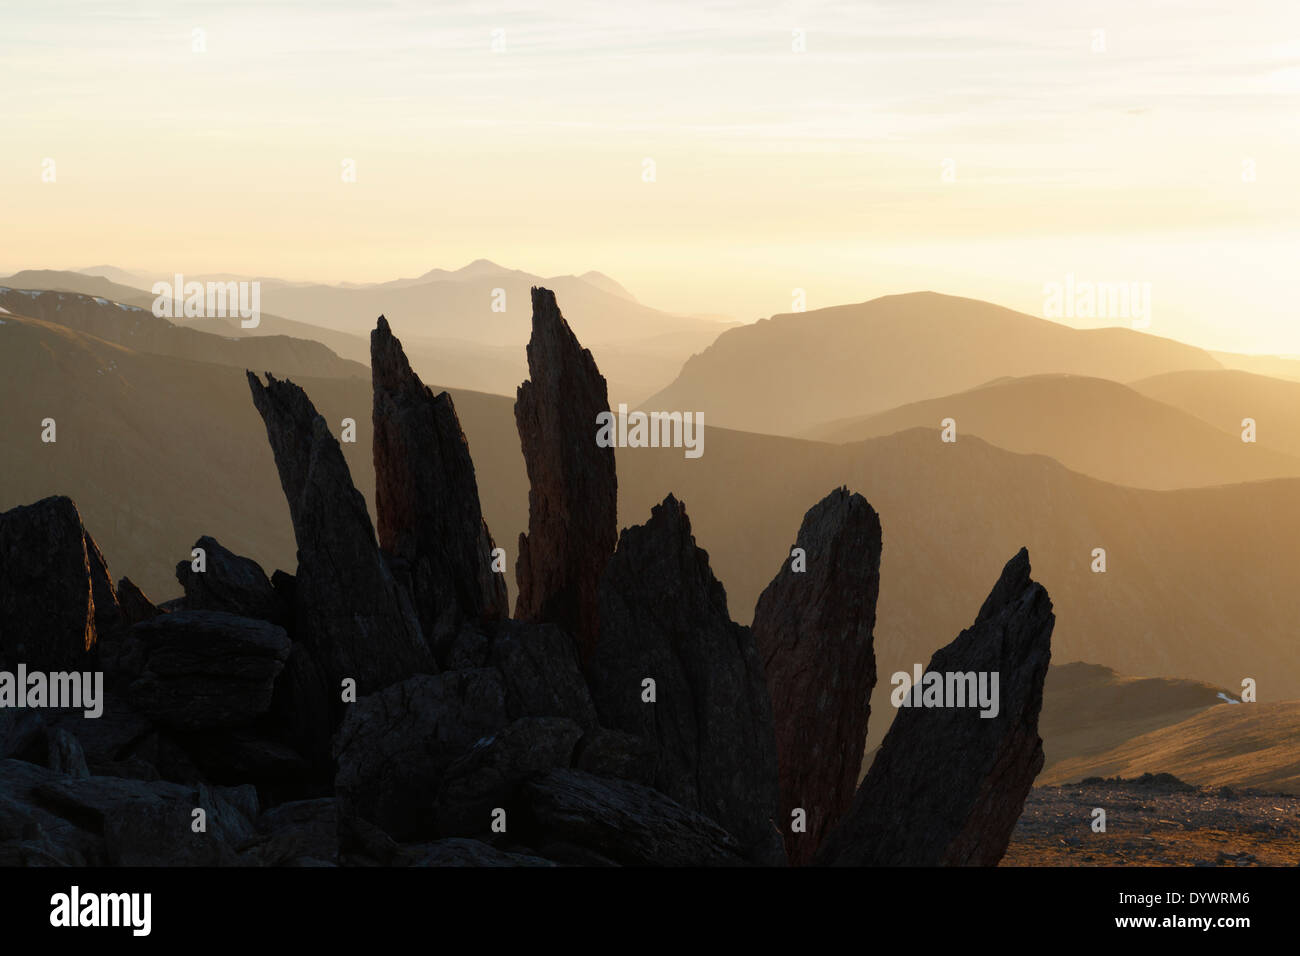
[4,266,730,402]
[647,291,1223,435]
[803,374,1300,489]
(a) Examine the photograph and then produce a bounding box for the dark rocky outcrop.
[522,769,748,866]
[0,759,257,866]
[751,487,882,865]
[514,287,617,660]
[115,577,161,626]
[175,536,282,624]
[247,371,433,694]
[589,494,782,863]
[124,610,291,731]
[372,317,507,661]
[816,548,1054,866]
[0,496,97,671]
[84,529,123,640]
[486,620,598,728]
[333,670,509,841]
[433,716,584,837]
[264,641,333,771]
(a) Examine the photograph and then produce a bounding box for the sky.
[1,0,1297,353]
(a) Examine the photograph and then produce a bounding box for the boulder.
[333,669,509,841]
[175,535,282,624]
[125,610,290,731]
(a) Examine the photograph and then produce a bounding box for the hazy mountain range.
[3,262,735,403]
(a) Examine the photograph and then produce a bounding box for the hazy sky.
[2,0,1297,352]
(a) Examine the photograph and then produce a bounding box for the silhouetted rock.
[433,716,583,837]
[265,641,333,772]
[176,535,281,624]
[522,769,747,866]
[0,496,96,671]
[372,316,508,662]
[333,670,509,841]
[115,577,160,625]
[751,487,881,865]
[488,620,598,728]
[514,287,617,659]
[589,494,782,863]
[816,548,1054,866]
[84,527,123,640]
[34,771,255,866]
[124,610,290,731]
[246,371,433,693]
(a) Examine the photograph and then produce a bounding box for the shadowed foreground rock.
[123,610,291,731]
[175,536,282,624]
[751,487,882,866]
[816,548,1053,866]
[522,769,748,866]
[333,670,509,841]
[372,316,507,661]
[0,496,98,671]
[247,371,432,695]
[514,287,617,660]
[589,494,782,864]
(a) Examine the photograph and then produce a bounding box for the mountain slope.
[801,374,1300,489]
[1131,368,1300,460]
[1039,701,1300,794]
[1039,663,1236,772]
[0,286,367,380]
[646,292,1224,435]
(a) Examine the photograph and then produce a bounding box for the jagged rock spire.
[513,287,617,660]
[246,370,433,695]
[588,494,783,863]
[751,487,882,865]
[371,316,507,661]
[816,548,1053,866]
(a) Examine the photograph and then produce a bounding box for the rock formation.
[589,494,783,864]
[0,496,98,671]
[372,316,507,661]
[333,670,510,841]
[175,536,283,624]
[751,487,881,865]
[513,287,617,659]
[123,610,291,731]
[0,287,1055,870]
[521,769,748,866]
[247,370,433,694]
[816,548,1054,866]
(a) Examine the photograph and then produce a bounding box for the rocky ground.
[1004,773,1300,866]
